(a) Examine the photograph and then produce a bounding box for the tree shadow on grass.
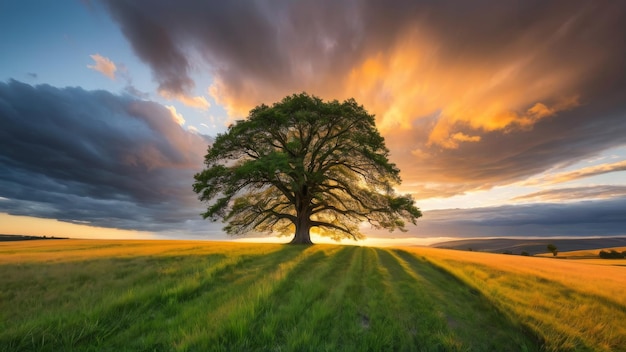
[390,249,543,351]
[191,246,544,352]
[98,244,317,351]
[0,245,311,352]
[187,245,348,351]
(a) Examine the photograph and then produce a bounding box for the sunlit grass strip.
[403,247,626,351]
[0,239,275,264]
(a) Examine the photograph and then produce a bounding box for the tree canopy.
[193,93,421,244]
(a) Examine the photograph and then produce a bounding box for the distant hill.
[0,234,68,242]
[430,237,626,255]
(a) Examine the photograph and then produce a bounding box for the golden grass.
[546,246,626,257]
[568,259,626,266]
[401,246,626,351]
[0,239,280,264]
[534,246,626,266]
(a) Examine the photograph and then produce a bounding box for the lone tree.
[193,93,421,244]
[547,244,558,257]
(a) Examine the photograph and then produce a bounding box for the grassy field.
[1,240,624,351]
[405,247,626,351]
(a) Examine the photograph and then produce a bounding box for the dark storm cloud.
[102,1,194,95]
[98,0,626,104]
[100,0,422,106]
[0,80,214,232]
[101,0,626,198]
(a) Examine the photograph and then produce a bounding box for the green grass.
[2,239,609,351]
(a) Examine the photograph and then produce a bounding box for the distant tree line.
[499,250,531,256]
[599,250,626,259]
[0,234,68,242]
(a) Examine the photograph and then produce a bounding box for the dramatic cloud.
[87,54,117,80]
[4,1,625,241]
[0,80,217,234]
[102,0,626,200]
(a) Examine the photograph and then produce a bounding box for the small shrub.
[599,250,625,259]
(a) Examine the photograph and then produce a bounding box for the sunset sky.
[1,1,625,244]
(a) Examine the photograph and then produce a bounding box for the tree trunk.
[289,214,313,244]
[290,188,313,244]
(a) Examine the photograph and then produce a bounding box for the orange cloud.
[452,132,481,143]
[87,54,117,80]
[208,80,252,121]
[205,26,583,151]
[165,105,185,126]
[344,29,582,149]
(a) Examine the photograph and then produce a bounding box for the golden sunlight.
[0,213,156,240]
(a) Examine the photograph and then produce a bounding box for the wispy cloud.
[399,183,475,200]
[526,160,626,185]
[87,54,117,80]
[512,185,626,202]
[159,89,210,110]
